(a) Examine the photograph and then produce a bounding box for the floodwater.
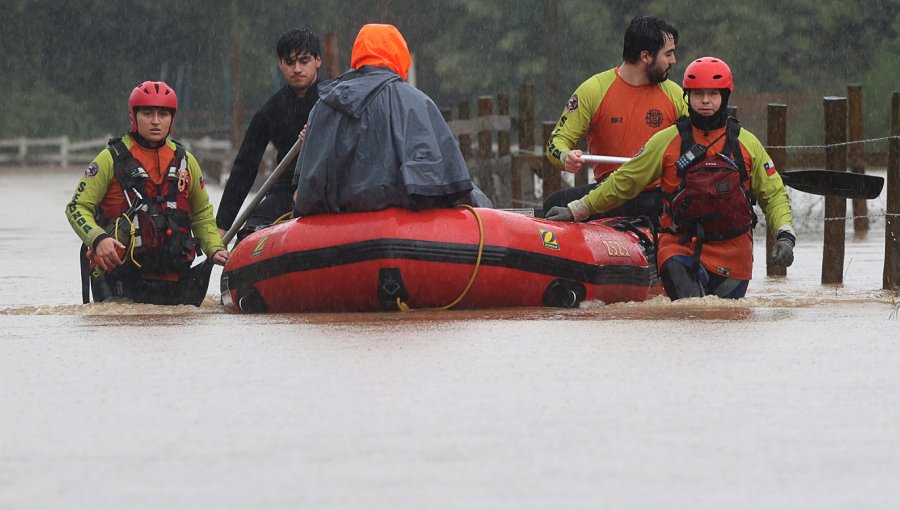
[1,167,898,509]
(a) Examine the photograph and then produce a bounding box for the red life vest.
[102,138,197,276]
[658,116,758,269]
[665,117,757,245]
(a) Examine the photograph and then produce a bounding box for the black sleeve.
[216,110,270,230]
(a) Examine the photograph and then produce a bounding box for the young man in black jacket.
[217,27,322,241]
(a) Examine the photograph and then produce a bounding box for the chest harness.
[664,116,757,263]
[102,138,197,276]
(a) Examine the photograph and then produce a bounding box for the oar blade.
[780,170,884,200]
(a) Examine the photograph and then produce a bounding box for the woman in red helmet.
[65,81,228,305]
[546,57,795,300]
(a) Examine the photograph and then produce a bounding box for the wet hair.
[276,26,322,60]
[622,16,678,64]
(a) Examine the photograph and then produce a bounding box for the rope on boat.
[273,211,293,225]
[396,205,486,311]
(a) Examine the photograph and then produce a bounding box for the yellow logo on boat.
[539,228,560,250]
[251,235,270,258]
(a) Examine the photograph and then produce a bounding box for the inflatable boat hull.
[221,208,662,313]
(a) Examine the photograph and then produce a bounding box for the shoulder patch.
[764,160,777,177]
[84,162,99,178]
[566,93,579,113]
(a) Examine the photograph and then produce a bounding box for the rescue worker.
[217,26,322,242]
[65,81,228,305]
[546,57,796,300]
[292,23,487,215]
[544,15,687,222]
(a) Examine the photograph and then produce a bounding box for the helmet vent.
[713,74,722,79]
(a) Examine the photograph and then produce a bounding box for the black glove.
[545,206,574,222]
[772,231,796,267]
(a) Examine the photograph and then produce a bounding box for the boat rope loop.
[396,205,485,311]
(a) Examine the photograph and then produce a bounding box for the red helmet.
[128,81,178,133]
[682,57,734,92]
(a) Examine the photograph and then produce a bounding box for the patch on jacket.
[566,93,579,112]
[84,162,99,179]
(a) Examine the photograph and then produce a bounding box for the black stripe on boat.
[225,238,655,288]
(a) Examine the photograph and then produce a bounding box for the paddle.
[184,138,303,306]
[778,170,883,200]
[581,154,884,199]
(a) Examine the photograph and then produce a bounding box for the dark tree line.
[2,0,899,141]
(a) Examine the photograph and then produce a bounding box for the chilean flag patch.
[764,160,777,177]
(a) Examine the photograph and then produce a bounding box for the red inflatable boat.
[220,207,663,313]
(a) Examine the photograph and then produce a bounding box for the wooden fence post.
[541,121,560,202]
[847,84,869,235]
[511,85,536,207]
[822,97,848,285]
[477,96,493,159]
[518,84,535,152]
[324,33,342,80]
[497,93,510,157]
[766,104,788,276]
[458,100,472,160]
[884,92,900,291]
[61,135,70,168]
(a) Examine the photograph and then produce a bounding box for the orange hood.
[350,24,410,80]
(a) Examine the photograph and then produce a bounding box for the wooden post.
[822,97,848,285]
[766,104,788,276]
[847,84,869,234]
[61,135,69,168]
[18,136,27,164]
[884,92,900,291]
[229,0,243,148]
[496,93,512,208]
[544,1,560,107]
[458,100,472,160]
[541,121,561,201]
[511,86,533,207]
[324,33,342,80]
[518,84,535,153]
[497,93,510,157]
[477,96,493,159]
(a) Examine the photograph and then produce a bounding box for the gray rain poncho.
[292,66,476,215]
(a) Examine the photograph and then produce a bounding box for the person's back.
[292,24,475,215]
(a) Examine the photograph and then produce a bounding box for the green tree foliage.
[1,0,898,144]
